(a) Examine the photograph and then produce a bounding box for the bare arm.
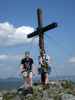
[20,64,25,73]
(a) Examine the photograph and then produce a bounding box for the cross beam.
[27,22,57,38]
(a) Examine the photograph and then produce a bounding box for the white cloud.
[69,57,75,63]
[0,54,23,60]
[0,54,8,60]
[0,22,34,46]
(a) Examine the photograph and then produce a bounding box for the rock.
[0,93,3,100]
[61,93,75,100]
[42,91,48,100]
[0,97,3,100]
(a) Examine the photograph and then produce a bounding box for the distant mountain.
[0,77,23,90]
[0,75,75,90]
[49,75,75,81]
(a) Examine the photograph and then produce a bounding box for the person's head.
[25,51,30,58]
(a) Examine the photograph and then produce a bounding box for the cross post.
[27,8,58,84]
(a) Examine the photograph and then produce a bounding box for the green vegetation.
[3,92,17,100]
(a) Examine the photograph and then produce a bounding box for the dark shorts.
[38,66,51,74]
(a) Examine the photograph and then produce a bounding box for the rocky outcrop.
[1,80,75,100]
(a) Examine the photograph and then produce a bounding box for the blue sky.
[0,0,75,78]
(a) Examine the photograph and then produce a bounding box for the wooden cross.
[27,8,58,84]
